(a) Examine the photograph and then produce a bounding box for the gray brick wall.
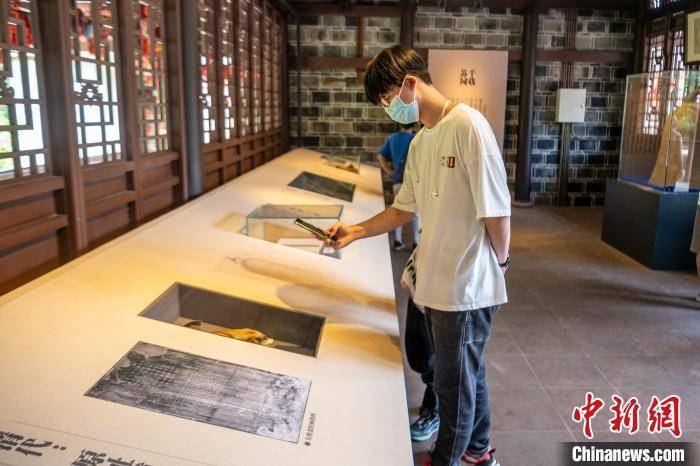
[415,7,523,50]
[415,7,523,186]
[290,15,403,164]
[531,9,634,205]
[289,7,635,206]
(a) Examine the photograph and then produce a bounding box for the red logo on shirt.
[440,156,456,168]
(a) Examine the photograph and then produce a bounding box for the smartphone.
[293,218,338,244]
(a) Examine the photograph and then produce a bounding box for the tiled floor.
[391,207,700,466]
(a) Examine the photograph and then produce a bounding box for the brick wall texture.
[289,7,635,205]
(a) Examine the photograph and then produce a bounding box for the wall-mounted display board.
[0,149,411,466]
[428,49,509,152]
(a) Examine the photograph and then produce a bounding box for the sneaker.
[461,448,500,466]
[410,409,439,442]
[392,240,406,251]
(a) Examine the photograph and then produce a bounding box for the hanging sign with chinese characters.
[427,49,509,152]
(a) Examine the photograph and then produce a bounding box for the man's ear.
[404,75,418,91]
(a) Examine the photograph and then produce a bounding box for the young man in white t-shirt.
[324,46,511,466]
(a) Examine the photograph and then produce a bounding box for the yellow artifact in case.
[326,154,361,173]
[620,70,700,191]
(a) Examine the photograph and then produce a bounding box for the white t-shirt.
[392,103,511,311]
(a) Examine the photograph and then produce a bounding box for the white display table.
[0,149,412,466]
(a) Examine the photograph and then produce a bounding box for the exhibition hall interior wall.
[290,6,635,205]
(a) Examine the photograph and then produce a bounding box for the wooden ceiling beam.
[289,49,633,69]
[291,3,400,17]
[419,0,636,10]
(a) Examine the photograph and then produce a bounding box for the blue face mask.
[384,77,419,124]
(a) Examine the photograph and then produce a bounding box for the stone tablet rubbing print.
[86,342,311,443]
[288,171,356,202]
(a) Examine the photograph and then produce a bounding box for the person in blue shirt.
[379,123,420,251]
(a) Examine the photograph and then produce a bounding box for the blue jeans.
[405,298,438,414]
[426,306,498,466]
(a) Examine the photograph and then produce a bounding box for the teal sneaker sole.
[410,422,440,442]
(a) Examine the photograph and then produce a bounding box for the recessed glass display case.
[620,70,700,192]
[140,283,325,357]
[326,154,361,173]
[288,171,356,202]
[242,204,343,258]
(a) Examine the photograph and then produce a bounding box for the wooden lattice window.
[219,0,236,140]
[650,0,682,8]
[643,34,666,135]
[250,0,262,134]
[0,0,50,182]
[271,10,282,129]
[69,0,123,167]
[237,0,251,137]
[262,5,272,131]
[671,28,684,71]
[197,0,216,144]
[133,0,169,154]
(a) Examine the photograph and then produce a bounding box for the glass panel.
[643,34,665,136]
[244,204,344,258]
[620,70,700,192]
[219,0,235,140]
[250,0,262,134]
[0,0,50,182]
[262,5,272,131]
[197,0,217,145]
[133,0,169,154]
[238,0,251,136]
[272,12,282,129]
[70,0,123,166]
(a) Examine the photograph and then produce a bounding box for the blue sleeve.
[380,136,392,157]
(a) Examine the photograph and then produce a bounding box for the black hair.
[399,123,415,130]
[363,45,432,106]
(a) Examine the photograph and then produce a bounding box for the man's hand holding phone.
[324,222,365,249]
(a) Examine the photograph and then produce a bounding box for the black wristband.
[498,255,511,269]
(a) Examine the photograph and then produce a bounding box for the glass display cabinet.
[326,154,361,173]
[620,70,700,192]
[242,204,343,258]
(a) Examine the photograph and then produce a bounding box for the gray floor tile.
[484,353,541,389]
[572,328,649,356]
[528,355,613,388]
[498,306,565,331]
[489,388,568,432]
[510,329,586,356]
[656,355,700,387]
[484,330,521,355]
[589,354,683,389]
